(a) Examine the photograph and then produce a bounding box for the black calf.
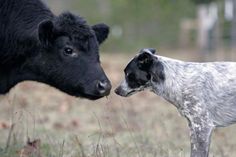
[0,0,111,100]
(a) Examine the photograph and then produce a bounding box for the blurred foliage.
[64,0,196,52]
[47,0,230,53]
[191,0,217,4]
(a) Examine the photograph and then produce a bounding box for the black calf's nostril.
[98,81,107,90]
[97,81,111,95]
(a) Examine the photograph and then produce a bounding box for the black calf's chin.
[80,88,111,100]
[71,90,107,100]
[81,94,105,100]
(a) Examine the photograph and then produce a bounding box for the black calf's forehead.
[52,12,100,58]
[55,12,94,39]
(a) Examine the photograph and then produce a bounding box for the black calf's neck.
[0,57,42,94]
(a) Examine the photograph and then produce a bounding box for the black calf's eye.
[63,47,78,57]
[64,48,73,55]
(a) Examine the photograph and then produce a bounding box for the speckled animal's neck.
[151,56,186,108]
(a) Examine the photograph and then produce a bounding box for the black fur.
[0,0,111,100]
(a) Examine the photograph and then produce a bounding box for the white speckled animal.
[115,48,236,157]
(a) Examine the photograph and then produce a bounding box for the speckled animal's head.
[115,48,165,97]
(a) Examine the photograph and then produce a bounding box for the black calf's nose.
[97,80,111,96]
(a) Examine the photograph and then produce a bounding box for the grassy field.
[0,52,236,157]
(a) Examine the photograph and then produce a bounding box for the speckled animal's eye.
[127,73,135,82]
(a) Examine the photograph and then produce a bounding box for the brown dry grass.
[0,51,236,157]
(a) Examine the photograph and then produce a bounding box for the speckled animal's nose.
[114,86,126,97]
[114,86,121,95]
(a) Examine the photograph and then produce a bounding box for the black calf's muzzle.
[96,80,111,96]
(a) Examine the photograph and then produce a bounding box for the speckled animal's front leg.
[189,121,214,157]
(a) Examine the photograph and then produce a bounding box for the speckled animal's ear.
[150,61,165,82]
[140,48,156,54]
[147,48,156,54]
[137,51,154,71]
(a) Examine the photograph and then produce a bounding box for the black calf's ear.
[92,23,109,44]
[38,20,55,47]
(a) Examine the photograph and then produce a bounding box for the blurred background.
[49,0,236,60]
[0,0,236,157]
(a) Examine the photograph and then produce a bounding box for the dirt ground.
[0,52,236,157]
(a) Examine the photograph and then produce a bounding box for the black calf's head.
[115,48,165,97]
[35,12,111,100]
